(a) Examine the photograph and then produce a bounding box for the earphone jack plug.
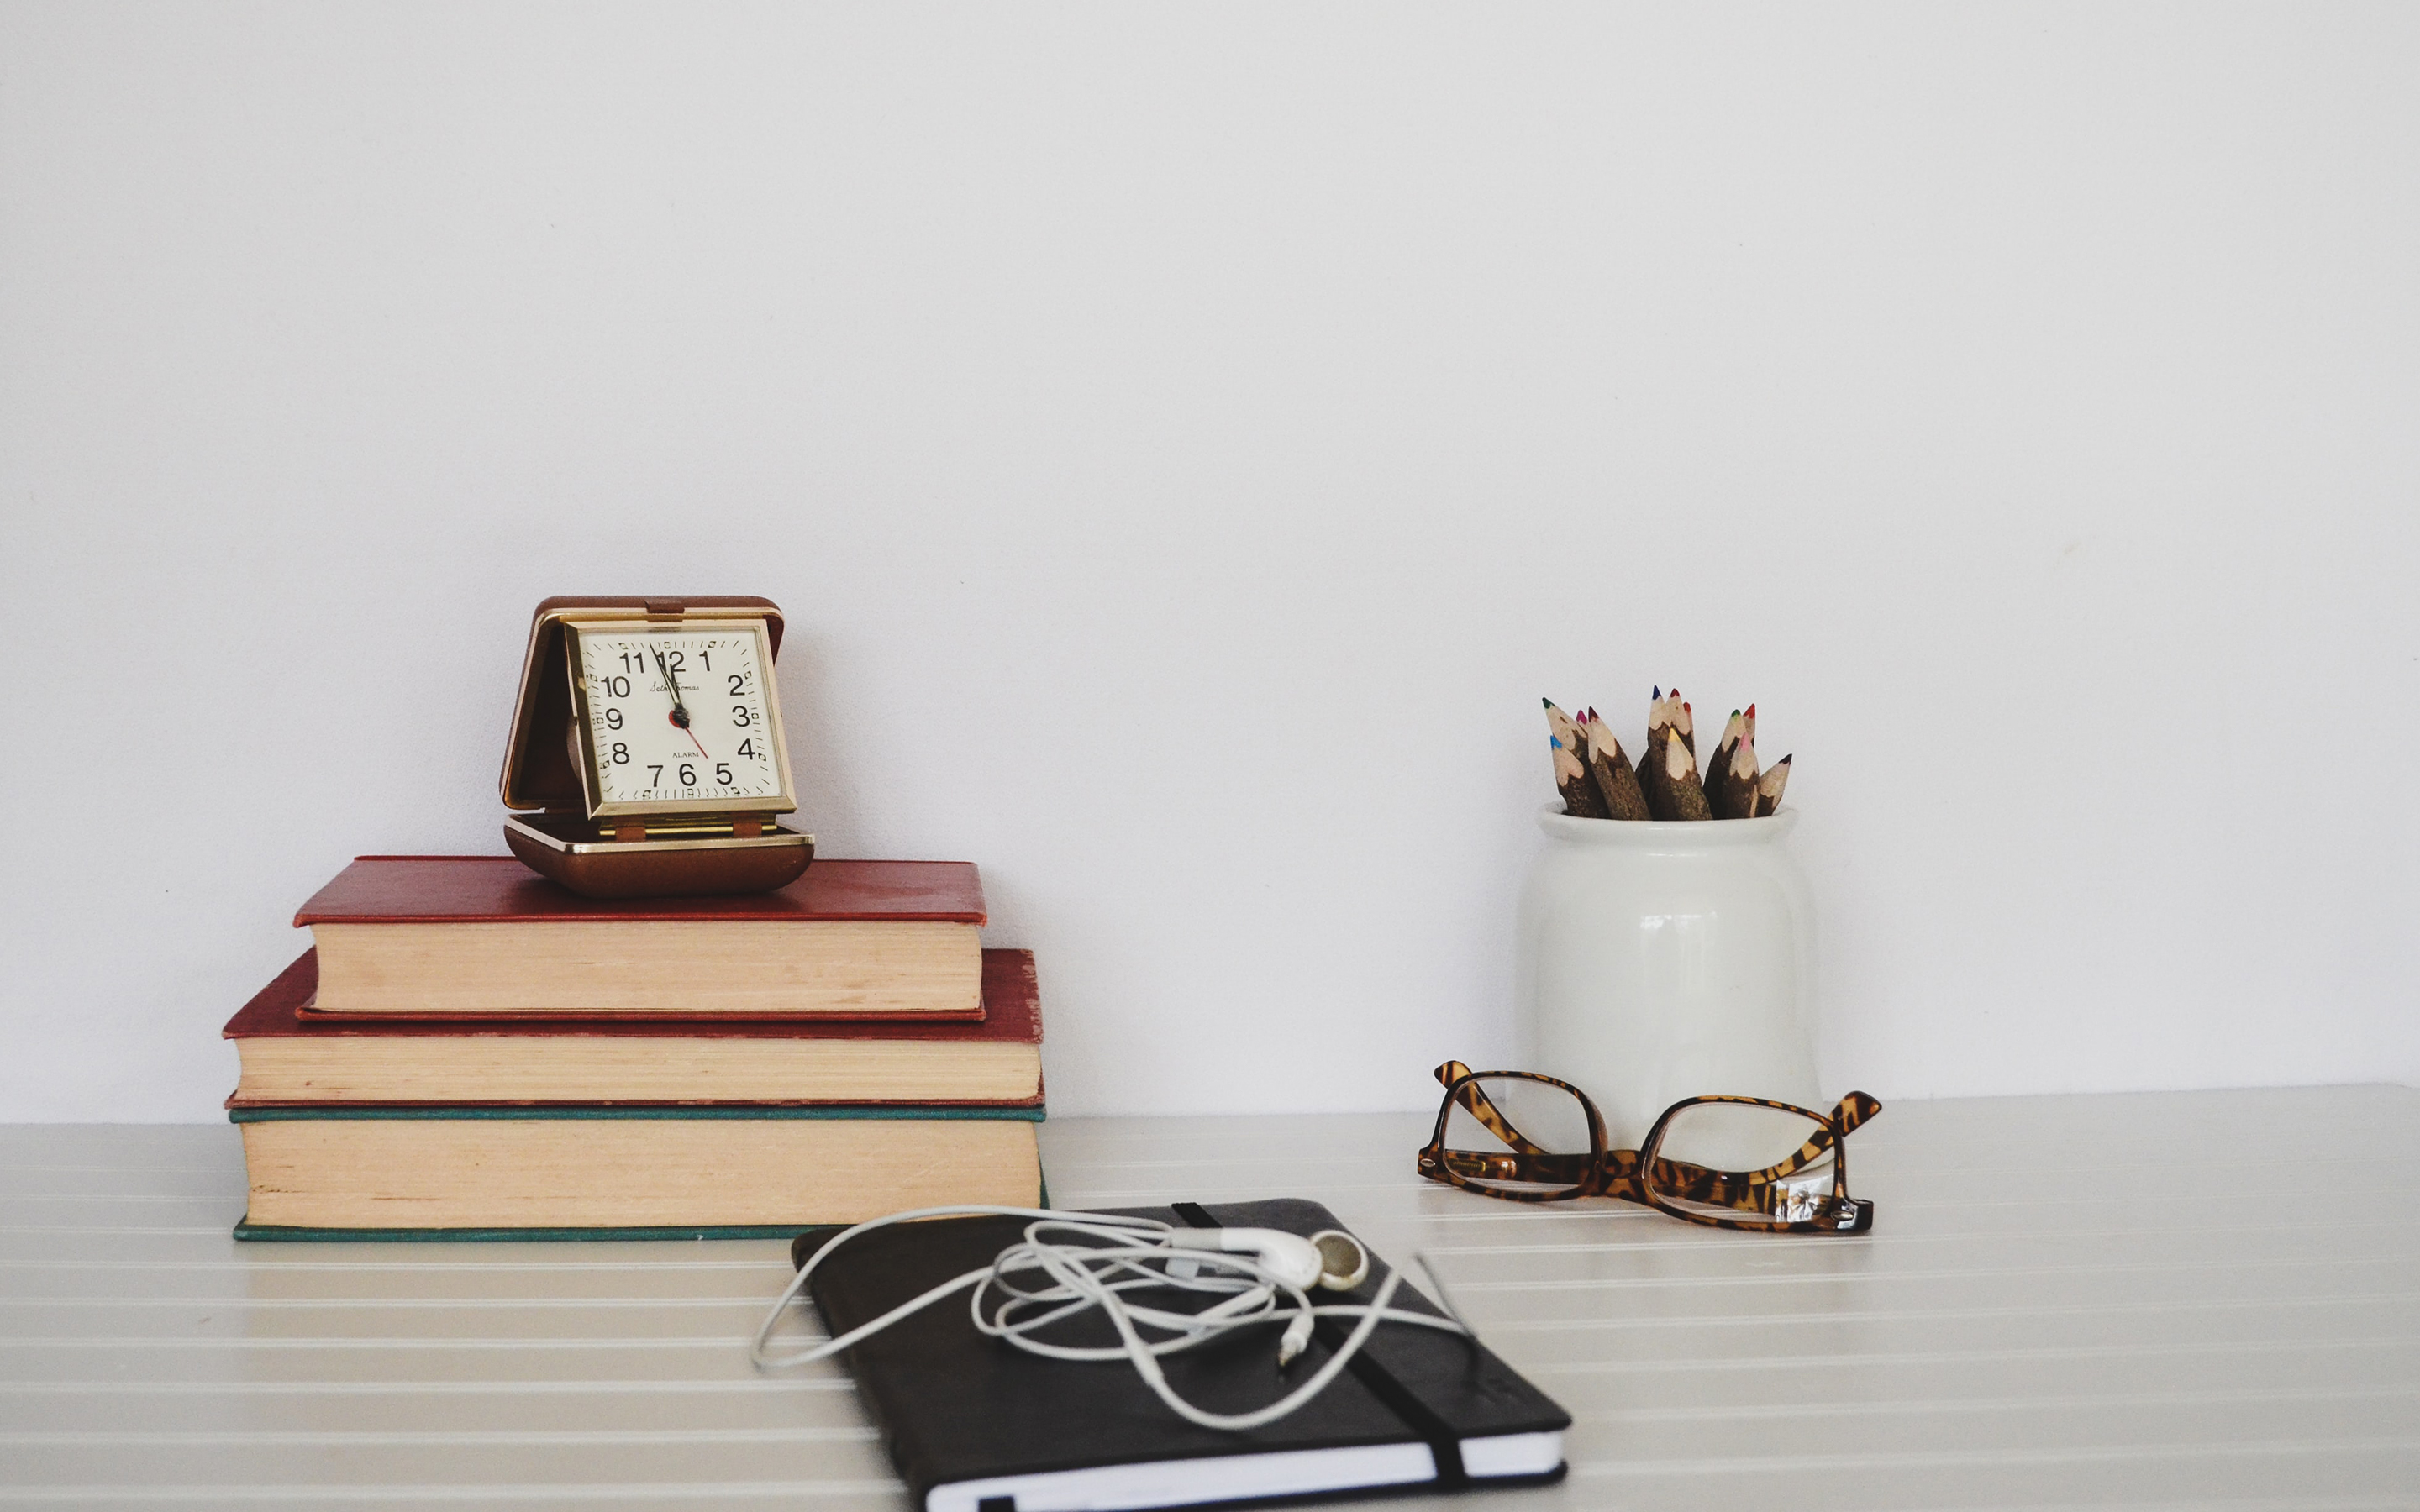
[1277,1312,1313,1368]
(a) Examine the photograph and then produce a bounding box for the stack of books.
[221,857,1044,1239]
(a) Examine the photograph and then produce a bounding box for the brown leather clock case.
[499,596,814,900]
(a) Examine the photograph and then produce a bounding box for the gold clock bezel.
[560,617,797,820]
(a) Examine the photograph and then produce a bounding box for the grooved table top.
[4,1087,2417,1509]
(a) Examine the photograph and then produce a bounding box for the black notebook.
[790,1197,1570,1512]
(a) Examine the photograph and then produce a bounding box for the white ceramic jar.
[1513,805,1820,1149]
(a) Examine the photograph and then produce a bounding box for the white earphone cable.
[748,1205,1469,1432]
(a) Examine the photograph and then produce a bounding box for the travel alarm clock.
[498,596,814,898]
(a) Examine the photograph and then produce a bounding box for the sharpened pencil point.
[1542,697,1554,709]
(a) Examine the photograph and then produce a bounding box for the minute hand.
[654,649,711,758]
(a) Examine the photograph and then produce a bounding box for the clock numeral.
[714,763,732,785]
[728,674,746,696]
[648,764,663,786]
[602,675,631,698]
[602,708,622,730]
[736,738,755,759]
[610,743,629,764]
[663,651,685,674]
[699,649,712,670]
[732,705,751,726]
[619,651,642,672]
[679,763,697,787]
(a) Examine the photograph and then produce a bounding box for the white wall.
[3,3,2415,1121]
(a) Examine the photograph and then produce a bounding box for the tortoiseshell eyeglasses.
[1416,1061,1882,1233]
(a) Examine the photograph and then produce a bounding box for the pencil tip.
[1542,697,1554,709]
[1652,686,1661,699]
[1746,704,1755,718]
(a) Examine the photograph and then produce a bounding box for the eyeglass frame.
[1415,1061,1882,1234]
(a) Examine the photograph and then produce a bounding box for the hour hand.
[653,648,710,756]
[650,648,691,724]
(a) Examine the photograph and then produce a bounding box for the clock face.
[568,623,788,812]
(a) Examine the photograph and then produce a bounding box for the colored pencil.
[1650,723,1713,821]
[1544,701,1611,818]
[1580,708,1651,821]
[1708,725,1760,819]
[1704,711,1745,811]
[1641,691,1676,818]
[1754,753,1792,816]
[1639,689,1696,819]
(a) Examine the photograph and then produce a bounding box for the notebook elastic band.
[1169,1201,1468,1489]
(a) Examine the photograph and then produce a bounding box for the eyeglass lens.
[1646,1102,1836,1223]
[1440,1078,1597,1199]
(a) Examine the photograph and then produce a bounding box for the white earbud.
[1165,1227,1370,1292]
[1307,1229,1371,1290]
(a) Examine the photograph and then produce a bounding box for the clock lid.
[499,596,787,812]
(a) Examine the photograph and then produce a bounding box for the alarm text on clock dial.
[578,633,779,804]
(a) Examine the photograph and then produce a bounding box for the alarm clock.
[497,596,814,898]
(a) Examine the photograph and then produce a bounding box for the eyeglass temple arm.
[1432,1149,1597,1183]
[1437,1146,1854,1220]
[1641,1154,1834,1214]
[1431,1062,1554,1157]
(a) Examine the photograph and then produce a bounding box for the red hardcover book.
[225,948,1043,1107]
[297,856,986,924]
[292,857,987,1019]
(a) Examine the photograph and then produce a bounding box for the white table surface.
[4,1086,2417,1509]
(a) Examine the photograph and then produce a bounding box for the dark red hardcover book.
[224,948,1043,1107]
[295,856,986,925]
[292,857,989,1020]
